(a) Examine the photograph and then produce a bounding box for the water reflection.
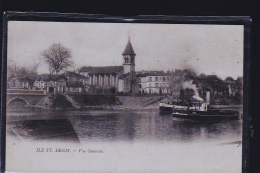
[7,109,242,143]
[67,109,242,143]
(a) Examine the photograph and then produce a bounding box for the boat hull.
[159,103,174,114]
[159,106,173,114]
[172,110,240,120]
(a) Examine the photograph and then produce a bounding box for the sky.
[7,21,244,79]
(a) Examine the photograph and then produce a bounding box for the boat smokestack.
[180,90,184,101]
[206,91,210,104]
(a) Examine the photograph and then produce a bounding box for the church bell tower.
[122,38,136,77]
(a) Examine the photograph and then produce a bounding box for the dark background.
[1,0,259,172]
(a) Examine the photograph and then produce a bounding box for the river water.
[7,108,242,144]
[6,108,243,173]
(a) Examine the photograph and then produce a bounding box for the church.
[78,39,139,94]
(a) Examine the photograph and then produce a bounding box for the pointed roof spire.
[122,38,136,55]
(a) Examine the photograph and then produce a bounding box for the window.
[155,83,158,87]
[163,77,165,81]
[149,77,152,81]
[131,57,133,63]
[40,81,44,88]
[149,83,151,87]
[155,77,158,81]
[125,57,129,63]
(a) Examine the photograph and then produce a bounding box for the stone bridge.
[6,89,47,106]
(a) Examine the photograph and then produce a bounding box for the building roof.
[118,73,129,79]
[36,74,67,81]
[79,66,123,75]
[136,71,171,77]
[8,75,36,82]
[61,71,88,79]
[122,39,136,56]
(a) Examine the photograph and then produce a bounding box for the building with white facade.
[137,71,171,94]
[7,75,34,89]
[33,75,67,93]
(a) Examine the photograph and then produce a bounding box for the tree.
[30,59,41,75]
[225,77,235,96]
[7,59,17,78]
[7,59,40,78]
[204,75,228,96]
[41,43,74,74]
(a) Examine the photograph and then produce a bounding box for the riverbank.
[8,93,243,111]
[52,94,166,110]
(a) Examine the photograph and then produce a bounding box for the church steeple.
[122,38,136,75]
[122,38,136,56]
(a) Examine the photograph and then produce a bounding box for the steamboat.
[160,90,241,120]
[171,102,240,120]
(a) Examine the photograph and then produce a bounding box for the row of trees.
[7,59,40,78]
[8,43,74,78]
[170,69,243,104]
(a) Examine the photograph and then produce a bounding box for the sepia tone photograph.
[5,19,244,173]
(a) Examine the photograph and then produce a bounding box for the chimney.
[206,91,210,104]
[180,90,184,101]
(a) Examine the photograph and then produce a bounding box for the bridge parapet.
[7,89,46,95]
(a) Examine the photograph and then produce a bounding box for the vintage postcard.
[4,15,247,173]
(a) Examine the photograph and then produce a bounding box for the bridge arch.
[7,97,30,106]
